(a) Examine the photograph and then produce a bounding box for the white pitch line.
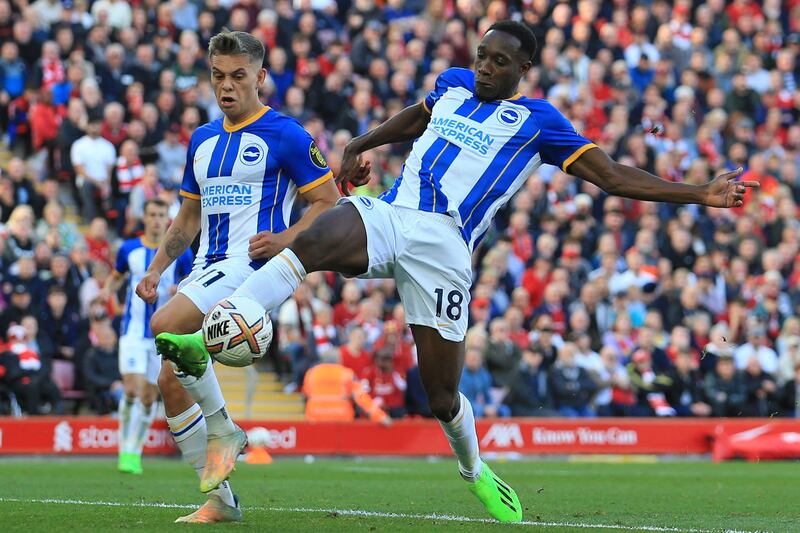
[0,497,763,533]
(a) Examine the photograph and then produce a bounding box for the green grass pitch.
[0,457,798,531]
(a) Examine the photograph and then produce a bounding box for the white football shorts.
[118,335,160,384]
[339,196,472,342]
[177,259,256,314]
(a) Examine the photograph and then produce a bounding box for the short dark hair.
[144,198,169,213]
[486,20,537,61]
[208,30,265,66]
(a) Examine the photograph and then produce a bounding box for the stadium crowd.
[0,0,799,419]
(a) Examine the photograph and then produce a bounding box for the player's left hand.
[248,230,289,260]
[337,148,372,194]
[703,167,760,208]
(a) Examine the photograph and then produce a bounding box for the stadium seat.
[51,360,86,414]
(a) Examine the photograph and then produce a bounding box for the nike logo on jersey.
[194,154,207,165]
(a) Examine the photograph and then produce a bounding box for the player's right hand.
[136,271,161,304]
[337,148,372,193]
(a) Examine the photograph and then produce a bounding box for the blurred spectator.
[361,346,407,419]
[594,345,634,416]
[627,348,675,416]
[155,124,185,188]
[339,325,372,378]
[742,356,779,417]
[333,280,361,331]
[3,204,36,263]
[549,343,598,418]
[0,284,32,334]
[278,282,320,391]
[1,321,62,414]
[704,350,747,417]
[311,304,339,356]
[38,285,79,360]
[35,202,80,253]
[777,336,800,385]
[70,112,116,223]
[778,364,800,418]
[82,321,122,414]
[483,317,521,390]
[734,322,779,374]
[303,348,390,426]
[664,350,712,417]
[460,348,505,418]
[504,346,556,417]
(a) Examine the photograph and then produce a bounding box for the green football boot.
[467,463,522,523]
[155,332,209,378]
[118,452,143,475]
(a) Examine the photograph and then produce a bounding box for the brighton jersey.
[380,67,597,250]
[180,106,333,268]
[115,237,193,339]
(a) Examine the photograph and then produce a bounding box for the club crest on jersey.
[496,107,522,127]
[240,143,264,166]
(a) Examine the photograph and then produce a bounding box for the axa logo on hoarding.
[246,427,296,449]
[53,421,73,452]
[480,423,524,448]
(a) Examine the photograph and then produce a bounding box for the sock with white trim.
[233,248,306,312]
[118,395,136,454]
[437,392,483,481]
[131,401,157,455]
[167,404,236,507]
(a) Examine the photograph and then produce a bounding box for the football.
[202,297,273,367]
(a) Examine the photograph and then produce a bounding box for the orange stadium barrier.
[0,418,799,461]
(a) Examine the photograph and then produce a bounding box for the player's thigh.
[157,261,255,334]
[293,198,383,277]
[150,294,205,336]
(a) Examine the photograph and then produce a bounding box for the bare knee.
[157,366,183,400]
[123,381,139,400]
[150,308,170,337]
[428,389,459,421]
[141,385,159,408]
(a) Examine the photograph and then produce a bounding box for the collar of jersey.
[140,237,160,249]
[223,106,271,132]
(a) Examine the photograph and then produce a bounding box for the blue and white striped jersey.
[180,106,333,269]
[380,67,597,251]
[115,237,193,339]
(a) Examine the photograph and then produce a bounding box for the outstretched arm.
[567,147,759,207]
[339,102,432,189]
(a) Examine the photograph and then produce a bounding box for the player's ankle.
[205,407,236,437]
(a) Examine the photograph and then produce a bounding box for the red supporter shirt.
[86,237,111,268]
[333,302,359,329]
[360,366,407,410]
[340,345,373,377]
[373,336,415,376]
